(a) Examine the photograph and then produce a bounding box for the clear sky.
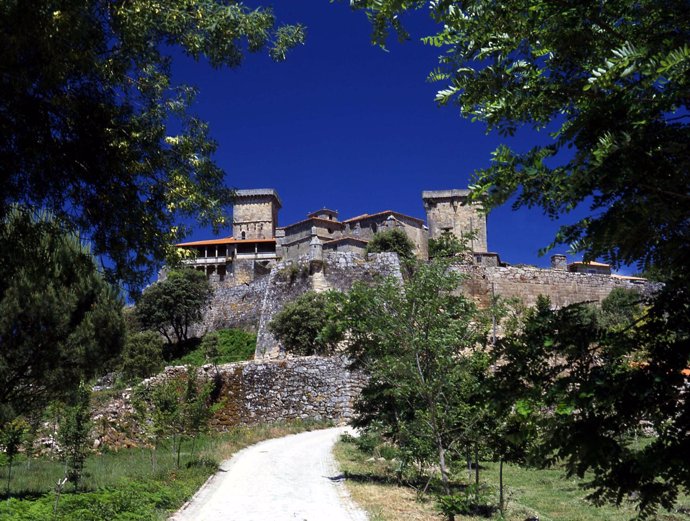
[171,1,593,269]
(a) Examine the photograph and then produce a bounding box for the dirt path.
[169,426,368,521]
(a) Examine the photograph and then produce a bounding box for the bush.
[428,231,472,258]
[268,291,342,356]
[120,331,164,381]
[365,229,415,259]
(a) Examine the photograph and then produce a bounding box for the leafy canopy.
[348,2,690,515]
[492,290,690,517]
[341,260,493,496]
[135,268,212,344]
[365,228,415,259]
[428,230,473,258]
[0,0,305,292]
[351,0,689,277]
[0,207,125,425]
[120,330,165,382]
[268,291,343,356]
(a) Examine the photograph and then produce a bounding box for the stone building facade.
[423,189,488,252]
[177,187,436,280]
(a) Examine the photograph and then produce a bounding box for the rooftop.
[422,189,471,200]
[343,210,425,226]
[234,188,282,208]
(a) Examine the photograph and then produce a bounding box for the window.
[372,224,378,233]
[241,231,246,240]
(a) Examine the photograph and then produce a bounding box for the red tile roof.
[343,210,425,226]
[176,237,276,247]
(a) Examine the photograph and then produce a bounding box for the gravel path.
[169,426,368,521]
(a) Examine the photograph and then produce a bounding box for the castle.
[177,188,495,282]
[173,188,651,359]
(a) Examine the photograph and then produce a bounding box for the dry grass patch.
[334,438,439,521]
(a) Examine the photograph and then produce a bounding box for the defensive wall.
[97,253,655,448]
[94,356,366,448]
[453,264,657,308]
[255,252,403,358]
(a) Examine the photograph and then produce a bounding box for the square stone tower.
[232,189,282,240]
[422,189,488,252]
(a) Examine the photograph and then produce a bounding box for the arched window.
[241,231,246,240]
[372,223,378,233]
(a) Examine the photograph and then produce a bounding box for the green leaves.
[268,291,343,356]
[135,268,212,345]
[0,0,305,292]
[0,208,125,426]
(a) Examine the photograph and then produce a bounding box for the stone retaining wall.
[150,356,366,430]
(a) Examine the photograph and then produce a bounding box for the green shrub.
[268,291,343,356]
[120,331,164,381]
[365,229,415,259]
[428,230,472,258]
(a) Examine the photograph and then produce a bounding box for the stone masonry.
[454,264,657,309]
[254,252,403,358]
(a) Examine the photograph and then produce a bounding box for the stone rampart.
[255,252,402,358]
[190,276,268,337]
[454,264,656,308]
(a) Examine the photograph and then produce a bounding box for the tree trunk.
[499,457,505,515]
[474,444,479,487]
[176,436,183,468]
[6,457,12,495]
[435,432,451,495]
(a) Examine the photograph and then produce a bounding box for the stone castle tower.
[422,189,488,252]
[232,189,282,240]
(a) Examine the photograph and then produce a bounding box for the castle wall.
[255,253,403,358]
[191,275,268,336]
[453,264,656,308]
[154,358,366,429]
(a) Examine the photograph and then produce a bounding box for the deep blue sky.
[171,1,590,268]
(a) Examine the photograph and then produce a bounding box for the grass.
[0,419,330,520]
[334,437,690,521]
[168,328,256,367]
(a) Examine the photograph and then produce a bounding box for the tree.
[120,331,165,382]
[0,207,125,426]
[352,0,688,278]
[58,383,92,490]
[428,230,472,258]
[365,229,415,259]
[268,291,343,356]
[135,268,212,345]
[341,260,492,509]
[0,417,28,495]
[1,0,305,292]
[349,1,689,514]
[491,292,690,518]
